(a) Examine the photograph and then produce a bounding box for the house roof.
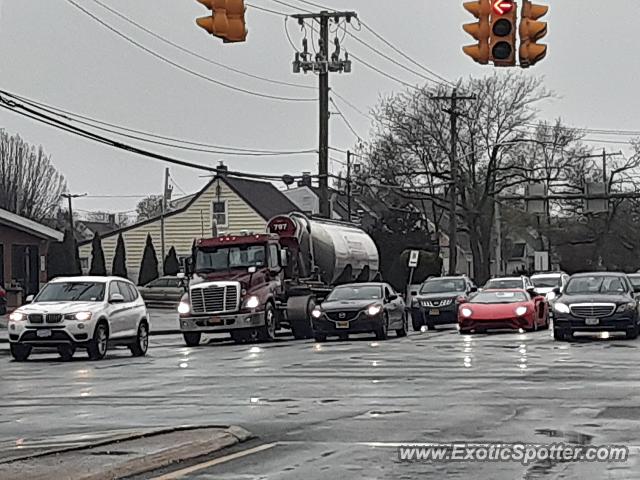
[0,208,63,241]
[79,175,300,246]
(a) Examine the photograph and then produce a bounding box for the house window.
[212,200,228,228]
[80,257,89,272]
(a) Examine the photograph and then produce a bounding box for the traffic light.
[195,0,247,43]
[519,1,548,67]
[490,0,517,67]
[462,0,491,65]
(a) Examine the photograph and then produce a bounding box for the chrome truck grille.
[569,303,616,318]
[190,283,240,314]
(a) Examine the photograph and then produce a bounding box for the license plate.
[36,329,52,338]
[208,317,223,325]
[585,318,600,325]
[429,309,440,316]
[336,321,349,329]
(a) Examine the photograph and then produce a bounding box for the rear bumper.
[554,314,638,332]
[179,311,265,333]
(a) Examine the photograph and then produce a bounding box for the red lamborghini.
[458,289,549,334]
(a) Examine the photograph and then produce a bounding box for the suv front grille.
[570,304,616,318]
[28,314,44,324]
[46,314,63,324]
[191,284,240,314]
[422,299,453,308]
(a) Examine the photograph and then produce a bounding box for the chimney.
[217,161,228,175]
[298,171,312,188]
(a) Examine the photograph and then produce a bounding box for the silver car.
[8,276,149,361]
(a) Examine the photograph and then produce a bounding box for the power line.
[331,89,370,120]
[0,92,317,182]
[269,0,313,14]
[245,2,288,17]
[330,97,363,142]
[64,0,315,102]
[89,0,315,91]
[4,90,317,156]
[349,52,420,90]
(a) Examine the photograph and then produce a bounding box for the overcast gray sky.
[1,0,639,215]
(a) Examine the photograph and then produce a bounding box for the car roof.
[425,276,467,281]
[531,272,564,277]
[481,288,527,293]
[487,277,524,281]
[571,272,626,278]
[49,276,131,283]
[335,283,385,288]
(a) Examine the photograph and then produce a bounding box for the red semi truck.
[177,213,380,346]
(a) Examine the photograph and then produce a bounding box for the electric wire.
[330,97,363,142]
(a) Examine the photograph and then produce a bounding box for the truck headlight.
[9,311,25,321]
[617,302,636,313]
[64,311,92,321]
[245,296,260,309]
[367,305,382,316]
[554,303,570,314]
[177,302,191,314]
[515,306,528,317]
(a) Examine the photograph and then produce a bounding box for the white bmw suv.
[8,276,149,362]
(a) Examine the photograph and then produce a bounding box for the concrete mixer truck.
[177,213,380,346]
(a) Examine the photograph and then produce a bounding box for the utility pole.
[494,200,502,277]
[346,150,352,222]
[61,193,87,233]
[292,10,356,218]
[432,89,476,275]
[160,168,171,266]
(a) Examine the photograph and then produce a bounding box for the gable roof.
[0,208,63,241]
[78,175,300,246]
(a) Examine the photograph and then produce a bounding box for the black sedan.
[552,272,640,341]
[311,283,407,342]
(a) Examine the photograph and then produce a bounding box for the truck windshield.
[196,245,266,272]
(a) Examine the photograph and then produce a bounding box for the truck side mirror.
[183,257,193,276]
[280,249,288,267]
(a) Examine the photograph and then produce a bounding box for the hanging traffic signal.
[195,0,247,43]
[490,0,517,67]
[462,0,492,64]
[520,1,548,67]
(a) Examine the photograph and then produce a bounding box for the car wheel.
[338,333,349,341]
[375,314,389,340]
[426,322,436,331]
[10,343,31,361]
[231,329,261,344]
[130,322,149,357]
[626,325,639,340]
[183,332,202,347]
[259,303,277,342]
[314,333,327,342]
[87,323,109,361]
[553,328,569,341]
[396,313,408,337]
[291,297,315,340]
[57,345,76,361]
[0,303,6,316]
[411,313,423,332]
[459,329,472,335]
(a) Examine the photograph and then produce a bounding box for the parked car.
[311,283,407,342]
[483,276,533,290]
[458,289,549,334]
[139,276,184,307]
[552,272,640,341]
[627,273,640,294]
[410,276,477,331]
[7,276,149,361]
[0,285,6,315]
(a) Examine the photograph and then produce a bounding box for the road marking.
[149,443,277,480]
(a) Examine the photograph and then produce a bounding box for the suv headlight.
[9,311,25,321]
[617,302,636,313]
[554,303,570,314]
[244,296,260,309]
[367,304,382,316]
[177,302,191,314]
[64,311,92,321]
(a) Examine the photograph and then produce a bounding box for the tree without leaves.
[136,195,163,221]
[163,246,180,276]
[138,234,159,286]
[89,232,107,276]
[112,233,128,278]
[0,130,67,222]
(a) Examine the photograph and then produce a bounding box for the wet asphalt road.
[2,309,640,479]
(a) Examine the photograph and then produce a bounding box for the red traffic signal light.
[490,0,517,67]
[520,0,548,67]
[462,0,492,65]
[196,0,247,43]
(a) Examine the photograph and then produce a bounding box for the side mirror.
[388,294,398,301]
[183,257,194,276]
[280,249,288,268]
[469,286,478,293]
[110,293,125,303]
[633,286,640,294]
[25,294,34,304]
[552,286,562,295]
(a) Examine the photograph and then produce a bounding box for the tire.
[375,314,389,340]
[626,325,639,340]
[426,322,436,331]
[290,297,315,340]
[553,328,569,341]
[0,303,6,316]
[87,323,109,361]
[411,314,423,332]
[57,345,76,361]
[130,322,149,357]
[10,343,31,361]
[314,333,327,342]
[231,329,260,344]
[338,333,349,341]
[396,313,408,337]
[183,332,202,347]
[459,329,472,335]
[540,315,550,330]
[258,303,277,342]
[525,319,538,333]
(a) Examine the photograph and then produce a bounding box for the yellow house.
[78,174,300,283]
